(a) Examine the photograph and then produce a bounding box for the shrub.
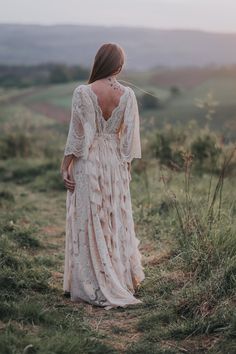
[191,134,222,173]
[0,132,33,159]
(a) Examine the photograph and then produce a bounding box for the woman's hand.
[60,154,75,192]
[62,168,75,192]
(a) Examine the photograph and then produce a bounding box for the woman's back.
[88,80,127,121]
[85,83,129,136]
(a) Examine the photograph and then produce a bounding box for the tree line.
[0,63,90,88]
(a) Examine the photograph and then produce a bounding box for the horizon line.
[1,21,236,36]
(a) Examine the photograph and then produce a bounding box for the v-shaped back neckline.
[87,84,128,123]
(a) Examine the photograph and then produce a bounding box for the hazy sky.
[1,0,236,33]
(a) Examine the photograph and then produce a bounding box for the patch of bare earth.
[1,87,70,124]
[25,101,69,124]
[85,307,143,353]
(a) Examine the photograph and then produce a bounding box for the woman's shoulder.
[72,84,91,102]
[73,84,86,94]
[123,85,135,97]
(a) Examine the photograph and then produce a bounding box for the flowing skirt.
[63,133,145,310]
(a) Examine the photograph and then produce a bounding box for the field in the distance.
[6,66,236,142]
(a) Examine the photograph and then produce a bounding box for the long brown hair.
[87,43,126,84]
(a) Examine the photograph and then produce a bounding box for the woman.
[60,42,145,310]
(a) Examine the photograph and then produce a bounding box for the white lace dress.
[63,83,145,310]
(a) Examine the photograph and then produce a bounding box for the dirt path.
[40,214,162,353]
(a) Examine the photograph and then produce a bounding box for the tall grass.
[160,147,236,278]
[129,149,236,352]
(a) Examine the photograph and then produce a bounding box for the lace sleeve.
[64,86,86,158]
[119,88,141,163]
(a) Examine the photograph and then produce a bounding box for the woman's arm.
[119,89,141,164]
[60,154,74,173]
[60,154,76,192]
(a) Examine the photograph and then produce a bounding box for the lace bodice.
[64,84,141,162]
[86,84,129,135]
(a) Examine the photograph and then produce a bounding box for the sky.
[1,0,236,33]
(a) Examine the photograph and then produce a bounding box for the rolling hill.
[1,24,236,69]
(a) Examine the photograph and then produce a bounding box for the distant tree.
[49,64,90,83]
[69,65,89,80]
[0,63,90,87]
[49,64,70,83]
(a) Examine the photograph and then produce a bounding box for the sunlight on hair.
[119,79,160,99]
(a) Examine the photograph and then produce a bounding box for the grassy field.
[0,74,236,353]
